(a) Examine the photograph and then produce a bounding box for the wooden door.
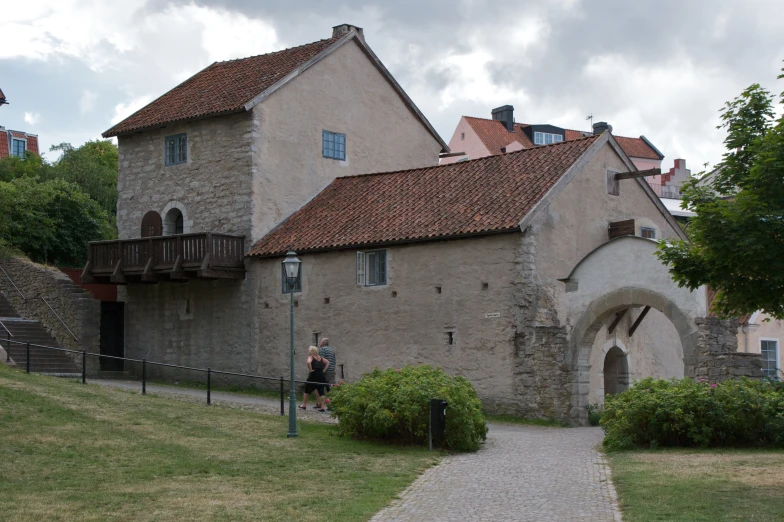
[141,211,162,237]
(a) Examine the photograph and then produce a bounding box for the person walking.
[319,337,336,388]
[300,346,329,412]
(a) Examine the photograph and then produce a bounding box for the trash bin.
[429,398,448,450]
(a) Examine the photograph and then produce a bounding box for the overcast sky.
[2,0,782,173]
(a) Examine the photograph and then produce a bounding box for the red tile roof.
[249,135,599,257]
[26,135,39,155]
[103,38,339,137]
[464,117,661,161]
[0,131,7,159]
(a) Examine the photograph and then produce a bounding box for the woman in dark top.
[300,345,330,411]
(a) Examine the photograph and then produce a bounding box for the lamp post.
[283,251,301,438]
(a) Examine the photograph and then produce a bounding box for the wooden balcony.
[82,233,246,284]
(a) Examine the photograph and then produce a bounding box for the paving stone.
[372,424,622,522]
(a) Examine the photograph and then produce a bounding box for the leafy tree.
[45,140,119,217]
[0,150,47,182]
[657,70,784,319]
[0,178,114,267]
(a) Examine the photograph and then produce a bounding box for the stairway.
[0,293,80,375]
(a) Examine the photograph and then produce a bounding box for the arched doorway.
[603,346,629,397]
[164,208,184,235]
[141,211,162,237]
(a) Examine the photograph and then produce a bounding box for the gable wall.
[250,40,443,241]
[441,117,492,164]
[116,112,254,240]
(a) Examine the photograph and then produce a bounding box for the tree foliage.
[0,140,118,267]
[657,69,784,319]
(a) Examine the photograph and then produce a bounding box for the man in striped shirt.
[318,337,336,388]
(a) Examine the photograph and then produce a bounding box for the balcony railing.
[82,233,245,284]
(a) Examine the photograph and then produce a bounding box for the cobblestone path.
[372,424,621,522]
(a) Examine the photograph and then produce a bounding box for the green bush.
[586,404,602,426]
[601,377,784,450]
[329,365,488,452]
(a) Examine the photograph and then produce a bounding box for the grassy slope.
[0,366,437,522]
[608,449,784,521]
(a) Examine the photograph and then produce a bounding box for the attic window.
[165,134,187,165]
[11,138,26,159]
[641,227,656,239]
[533,132,563,145]
[461,132,465,141]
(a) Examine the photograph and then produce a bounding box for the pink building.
[443,105,664,172]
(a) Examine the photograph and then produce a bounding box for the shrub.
[586,404,602,426]
[601,377,784,450]
[329,365,488,452]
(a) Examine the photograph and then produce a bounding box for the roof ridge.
[335,133,600,181]
[213,37,338,64]
[463,115,648,142]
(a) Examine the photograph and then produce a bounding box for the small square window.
[322,130,346,160]
[640,227,656,239]
[281,263,302,293]
[356,250,387,286]
[165,134,187,165]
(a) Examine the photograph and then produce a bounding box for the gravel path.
[372,423,622,522]
[91,379,337,423]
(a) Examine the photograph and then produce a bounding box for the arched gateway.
[560,236,706,424]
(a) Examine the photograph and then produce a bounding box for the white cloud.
[24,112,41,125]
[112,95,152,125]
[80,90,97,114]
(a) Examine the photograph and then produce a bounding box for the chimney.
[593,121,612,135]
[332,24,364,40]
[491,105,515,132]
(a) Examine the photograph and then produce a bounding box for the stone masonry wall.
[0,257,100,370]
[695,317,763,381]
[512,229,571,421]
[116,111,254,241]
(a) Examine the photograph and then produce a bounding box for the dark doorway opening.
[100,302,125,371]
[603,346,629,397]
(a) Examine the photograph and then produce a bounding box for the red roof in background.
[249,135,599,257]
[0,132,7,159]
[103,37,339,137]
[464,116,662,161]
[9,131,26,139]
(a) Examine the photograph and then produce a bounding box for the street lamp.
[283,251,301,438]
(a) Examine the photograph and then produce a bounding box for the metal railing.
[0,263,80,342]
[1,335,332,414]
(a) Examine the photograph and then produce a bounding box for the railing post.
[142,358,146,395]
[26,342,30,374]
[82,351,87,384]
[6,332,9,362]
[280,376,285,416]
[207,368,211,406]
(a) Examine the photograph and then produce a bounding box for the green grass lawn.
[608,448,784,521]
[0,365,438,521]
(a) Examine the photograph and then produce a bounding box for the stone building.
[84,24,761,424]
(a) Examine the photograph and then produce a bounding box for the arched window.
[141,211,162,237]
[164,208,184,236]
[603,346,630,397]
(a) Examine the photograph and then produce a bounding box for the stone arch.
[568,286,698,423]
[162,201,192,235]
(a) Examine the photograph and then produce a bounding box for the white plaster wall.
[255,233,521,407]
[440,117,491,164]
[588,307,684,405]
[251,40,443,241]
[739,312,784,378]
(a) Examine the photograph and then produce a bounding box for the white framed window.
[12,138,26,158]
[534,132,564,145]
[165,134,187,165]
[761,339,779,379]
[356,250,387,286]
[640,227,656,239]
